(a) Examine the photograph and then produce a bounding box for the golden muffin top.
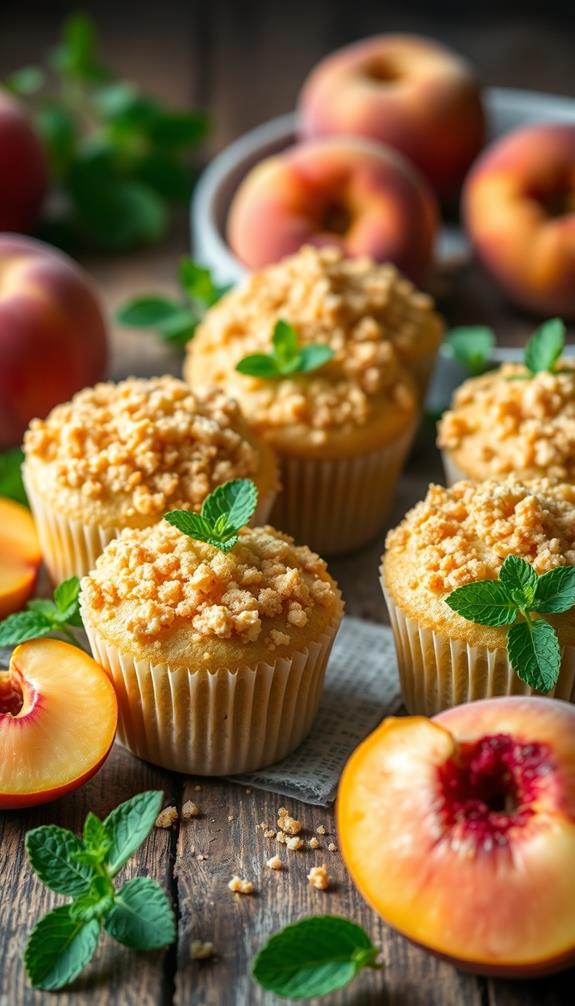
[383,479,575,645]
[438,363,575,481]
[81,520,342,665]
[185,246,441,454]
[24,377,276,527]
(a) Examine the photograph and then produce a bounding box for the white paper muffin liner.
[23,468,276,583]
[270,422,417,556]
[381,577,575,715]
[440,449,471,487]
[83,606,342,775]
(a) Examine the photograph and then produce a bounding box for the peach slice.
[0,638,117,808]
[338,697,575,977]
[0,497,41,618]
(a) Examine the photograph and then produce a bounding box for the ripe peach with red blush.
[0,638,117,809]
[464,123,575,316]
[0,90,47,232]
[0,497,41,619]
[298,34,485,201]
[227,137,438,284]
[338,696,575,977]
[0,235,108,447]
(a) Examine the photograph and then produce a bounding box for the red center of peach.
[0,669,36,720]
[438,733,553,848]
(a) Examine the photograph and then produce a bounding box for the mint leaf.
[507,619,560,692]
[54,576,81,620]
[164,510,213,539]
[26,827,95,897]
[148,110,209,148]
[69,876,115,923]
[0,447,27,505]
[0,611,53,646]
[202,479,257,531]
[116,297,183,328]
[103,791,163,876]
[24,906,100,991]
[179,258,228,307]
[499,556,538,608]
[524,319,565,375]
[444,327,495,376]
[299,344,335,374]
[236,353,281,378]
[155,309,198,345]
[83,813,112,864]
[237,319,333,379]
[532,566,575,614]
[252,916,381,1000]
[445,581,518,627]
[27,599,59,619]
[5,66,45,96]
[104,877,176,949]
[273,319,300,365]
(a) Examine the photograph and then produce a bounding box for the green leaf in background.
[155,310,198,345]
[54,576,81,621]
[202,479,258,532]
[532,566,575,614]
[36,104,77,180]
[237,319,334,380]
[179,258,228,307]
[104,877,176,949]
[51,13,109,83]
[524,318,565,375]
[0,610,53,647]
[299,344,335,374]
[0,447,27,505]
[252,915,381,1000]
[103,791,163,876]
[235,353,281,378]
[24,906,100,992]
[72,175,167,251]
[445,580,518,627]
[444,326,495,377]
[116,297,184,328]
[507,618,560,692]
[135,153,193,202]
[5,65,45,96]
[498,555,538,609]
[147,110,209,148]
[26,827,95,897]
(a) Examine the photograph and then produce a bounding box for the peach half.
[0,497,41,618]
[338,697,575,977]
[227,137,438,284]
[0,638,117,809]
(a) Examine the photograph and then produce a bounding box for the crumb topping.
[307,864,330,890]
[24,376,262,519]
[228,876,254,894]
[277,807,302,835]
[438,364,575,480]
[188,246,434,438]
[155,806,178,829]
[266,855,283,870]
[81,520,338,646]
[386,479,575,597]
[191,940,214,960]
[182,800,200,819]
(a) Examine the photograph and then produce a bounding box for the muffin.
[184,246,440,554]
[23,376,278,582]
[80,519,343,774]
[438,361,575,485]
[381,478,575,715]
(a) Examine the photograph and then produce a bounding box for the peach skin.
[338,696,575,977]
[298,34,485,201]
[0,234,108,447]
[0,497,41,619]
[0,89,46,232]
[227,137,438,284]
[464,123,575,316]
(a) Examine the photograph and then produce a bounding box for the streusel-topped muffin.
[23,376,278,580]
[81,518,343,774]
[382,478,575,714]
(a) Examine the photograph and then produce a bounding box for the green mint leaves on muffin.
[444,326,495,377]
[236,319,334,379]
[24,791,176,991]
[164,479,258,553]
[524,318,566,375]
[252,915,382,1000]
[445,556,575,691]
[116,257,230,346]
[0,576,85,649]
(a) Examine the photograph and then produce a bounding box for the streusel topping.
[438,363,575,480]
[186,246,436,439]
[81,521,338,647]
[24,377,263,519]
[386,479,575,597]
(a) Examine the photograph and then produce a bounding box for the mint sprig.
[116,257,230,346]
[0,447,27,505]
[252,916,382,1000]
[236,320,334,379]
[24,791,175,991]
[524,318,565,375]
[445,555,575,691]
[164,478,257,553]
[444,326,495,377]
[0,576,84,649]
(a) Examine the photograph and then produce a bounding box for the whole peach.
[0,235,108,447]
[0,90,47,232]
[464,123,575,316]
[298,34,485,201]
[227,137,438,284]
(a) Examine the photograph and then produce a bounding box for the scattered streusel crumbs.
[277,813,302,836]
[327,842,337,852]
[182,800,200,819]
[266,855,283,871]
[228,815,235,823]
[194,784,202,792]
[286,836,304,851]
[264,828,276,839]
[228,876,254,894]
[309,837,320,849]
[316,825,327,835]
[197,854,208,862]
[308,865,330,891]
[191,940,214,960]
[276,831,287,845]
[155,806,178,829]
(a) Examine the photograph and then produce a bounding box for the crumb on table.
[228,875,254,894]
[191,940,214,960]
[308,864,330,890]
[266,855,283,871]
[155,806,178,829]
[286,836,304,851]
[182,800,200,819]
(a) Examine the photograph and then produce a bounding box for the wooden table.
[1,3,575,1003]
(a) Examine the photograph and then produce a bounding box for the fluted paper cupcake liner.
[83,602,342,775]
[24,468,276,582]
[381,577,575,715]
[440,449,471,487]
[270,423,417,556]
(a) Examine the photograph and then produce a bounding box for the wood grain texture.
[1,2,575,1003]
